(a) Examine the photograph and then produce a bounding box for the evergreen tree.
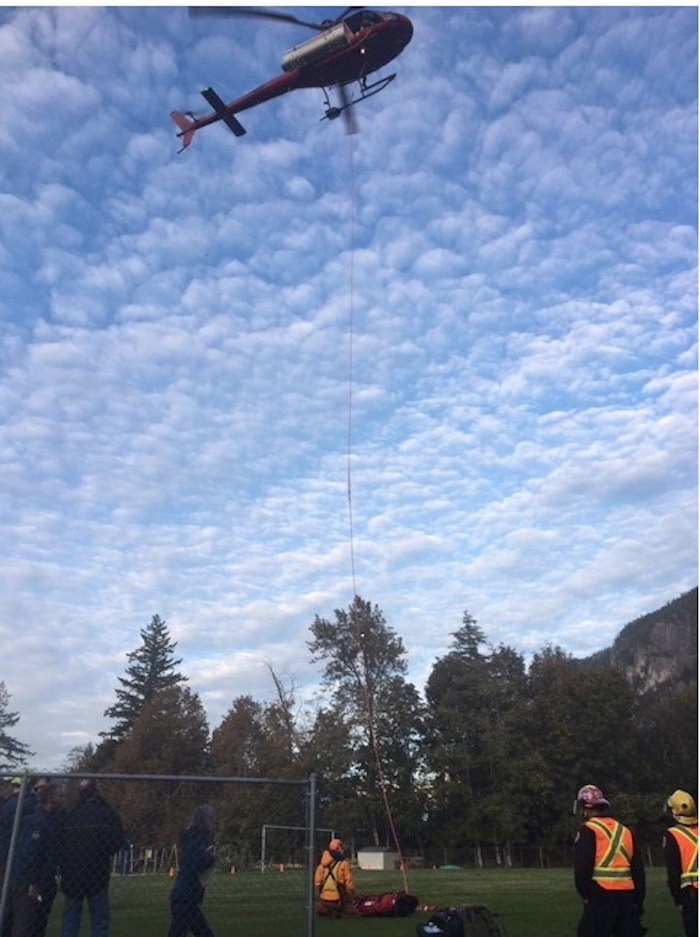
[424,611,523,855]
[103,614,187,742]
[450,610,488,660]
[0,682,33,766]
[108,685,210,843]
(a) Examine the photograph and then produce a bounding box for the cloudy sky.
[1,4,697,771]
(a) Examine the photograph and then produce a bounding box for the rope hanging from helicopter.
[344,133,410,895]
[346,133,357,599]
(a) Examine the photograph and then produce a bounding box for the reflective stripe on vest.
[586,817,634,890]
[669,825,699,890]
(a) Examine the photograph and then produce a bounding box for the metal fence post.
[0,774,28,928]
[306,772,317,937]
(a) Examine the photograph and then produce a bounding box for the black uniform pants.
[168,900,215,937]
[680,888,697,937]
[577,892,644,937]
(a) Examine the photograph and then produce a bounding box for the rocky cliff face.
[579,588,698,695]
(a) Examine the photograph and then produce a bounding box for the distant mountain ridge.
[579,588,698,694]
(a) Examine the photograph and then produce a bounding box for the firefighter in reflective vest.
[663,789,698,937]
[573,784,646,937]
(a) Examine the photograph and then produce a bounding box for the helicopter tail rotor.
[170,110,198,152]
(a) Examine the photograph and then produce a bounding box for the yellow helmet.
[667,790,698,826]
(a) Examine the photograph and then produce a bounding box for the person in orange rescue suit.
[314,838,357,918]
[573,784,646,937]
[662,789,698,937]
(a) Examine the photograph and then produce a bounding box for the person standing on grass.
[663,790,698,937]
[12,781,65,937]
[59,778,124,937]
[0,778,41,937]
[0,777,46,937]
[168,805,217,937]
[573,784,646,937]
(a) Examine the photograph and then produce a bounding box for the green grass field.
[43,866,680,935]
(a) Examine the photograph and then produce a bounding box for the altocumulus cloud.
[0,5,696,767]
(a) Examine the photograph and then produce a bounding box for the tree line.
[2,600,696,866]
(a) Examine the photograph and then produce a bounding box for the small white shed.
[357,845,399,871]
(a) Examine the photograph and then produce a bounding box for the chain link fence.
[0,772,319,937]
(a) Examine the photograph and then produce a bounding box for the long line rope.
[345,133,409,894]
[346,135,357,599]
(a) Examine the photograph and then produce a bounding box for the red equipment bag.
[355,891,419,917]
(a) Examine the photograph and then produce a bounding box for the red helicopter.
[171,7,413,150]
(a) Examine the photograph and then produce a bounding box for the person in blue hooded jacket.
[168,805,217,937]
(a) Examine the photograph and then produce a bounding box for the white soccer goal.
[2,771,321,937]
[261,824,335,873]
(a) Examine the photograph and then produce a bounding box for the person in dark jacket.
[5,781,64,937]
[59,778,124,937]
[168,805,217,937]
[573,784,646,937]
[0,778,39,937]
[29,782,65,937]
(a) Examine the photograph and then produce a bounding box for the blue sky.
[1,4,697,770]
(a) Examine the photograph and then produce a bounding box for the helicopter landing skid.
[321,73,396,121]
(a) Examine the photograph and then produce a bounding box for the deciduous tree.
[308,595,425,848]
[510,646,643,844]
[210,693,304,867]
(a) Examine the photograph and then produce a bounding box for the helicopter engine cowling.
[281,23,350,72]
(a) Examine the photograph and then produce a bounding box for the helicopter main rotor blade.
[336,8,362,24]
[189,7,324,31]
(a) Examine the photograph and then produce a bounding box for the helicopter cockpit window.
[345,10,380,33]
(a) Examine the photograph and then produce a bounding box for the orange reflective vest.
[668,825,699,890]
[585,817,635,891]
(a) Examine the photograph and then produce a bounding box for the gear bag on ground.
[416,903,508,937]
[355,890,419,916]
